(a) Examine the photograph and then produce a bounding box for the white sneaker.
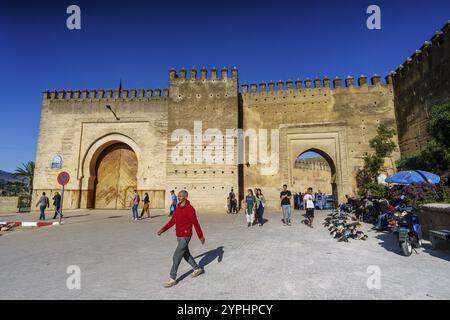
[163,278,177,288]
[191,268,204,278]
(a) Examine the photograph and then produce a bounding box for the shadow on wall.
[177,246,224,282]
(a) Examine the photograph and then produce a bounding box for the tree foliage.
[357,124,397,190]
[13,161,35,200]
[428,102,450,149]
[397,102,450,185]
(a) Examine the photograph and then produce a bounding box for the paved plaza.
[0,208,449,300]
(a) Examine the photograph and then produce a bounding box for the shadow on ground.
[177,246,224,282]
[421,243,450,262]
[375,231,402,255]
[64,214,91,219]
[375,230,450,261]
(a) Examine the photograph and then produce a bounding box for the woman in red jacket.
[157,190,206,288]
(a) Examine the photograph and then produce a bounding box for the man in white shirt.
[303,187,315,228]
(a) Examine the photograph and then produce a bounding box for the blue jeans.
[53,206,61,219]
[282,205,291,223]
[132,204,139,219]
[257,205,264,225]
[39,206,46,220]
[317,198,323,210]
[169,204,176,216]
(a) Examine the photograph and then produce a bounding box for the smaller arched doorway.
[292,148,338,207]
[93,143,138,209]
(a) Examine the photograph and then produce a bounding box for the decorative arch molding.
[285,125,350,204]
[297,148,337,181]
[80,133,142,186]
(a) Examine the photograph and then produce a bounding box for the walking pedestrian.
[131,190,140,221]
[298,191,304,209]
[169,190,177,217]
[140,192,151,219]
[303,187,315,228]
[255,188,266,227]
[244,189,256,227]
[52,192,62,219]
[316,190,323,210]
[36,192,49,221]
[280,184,292,226]
[229,188,236,214]
[294,193,299,210]
[157,190,205,288]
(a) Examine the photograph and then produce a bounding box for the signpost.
[57,171,70,224]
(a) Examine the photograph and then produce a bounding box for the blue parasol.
[385,170,440,185]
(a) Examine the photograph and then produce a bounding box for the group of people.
[241,184,317,228]
[294,190,328,210]
[131,190,151,220]
[279,185,316,228]
[243,188,266,227]
[35,191,62,220]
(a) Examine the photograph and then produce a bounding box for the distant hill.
[0,170,29,183]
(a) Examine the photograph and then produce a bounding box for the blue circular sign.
[57,171,70,186]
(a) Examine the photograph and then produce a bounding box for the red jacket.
[161,200,204,239]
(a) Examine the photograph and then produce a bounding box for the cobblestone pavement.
[0,209,449,300]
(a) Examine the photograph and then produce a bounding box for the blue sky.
[0,0,449,172]
[299,151,321,159]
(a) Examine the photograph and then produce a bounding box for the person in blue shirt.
[169,190,178,217]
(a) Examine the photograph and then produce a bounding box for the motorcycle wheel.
[401,238,413,257]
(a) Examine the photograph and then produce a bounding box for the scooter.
[397,209,422,256]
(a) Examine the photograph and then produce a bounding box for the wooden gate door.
[94,143,137,209]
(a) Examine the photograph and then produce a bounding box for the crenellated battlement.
[391,20,450,82]
[169,66,238,82]
[240,74,386,95]
[43,87,169,101]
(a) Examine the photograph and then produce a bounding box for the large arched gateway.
[93,143,138,209]
[293,148,338,205]
[78,134,143,210]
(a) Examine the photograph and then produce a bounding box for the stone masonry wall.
[32,88,168,210]
[166,68,239,212]
[241,75,400,210]
[391,21,450,157]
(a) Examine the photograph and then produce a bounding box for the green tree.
[356,124,397,197]
[428,102,450,149]
[13,161,35,200]
[360,124,397,183]
[369,124,397,158]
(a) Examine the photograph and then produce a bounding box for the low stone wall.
[419,203,450,240]
[0,197,19,213]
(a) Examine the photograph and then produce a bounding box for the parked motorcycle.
[396,209,422,256]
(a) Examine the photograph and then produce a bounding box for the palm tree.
[13,161,35,200]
